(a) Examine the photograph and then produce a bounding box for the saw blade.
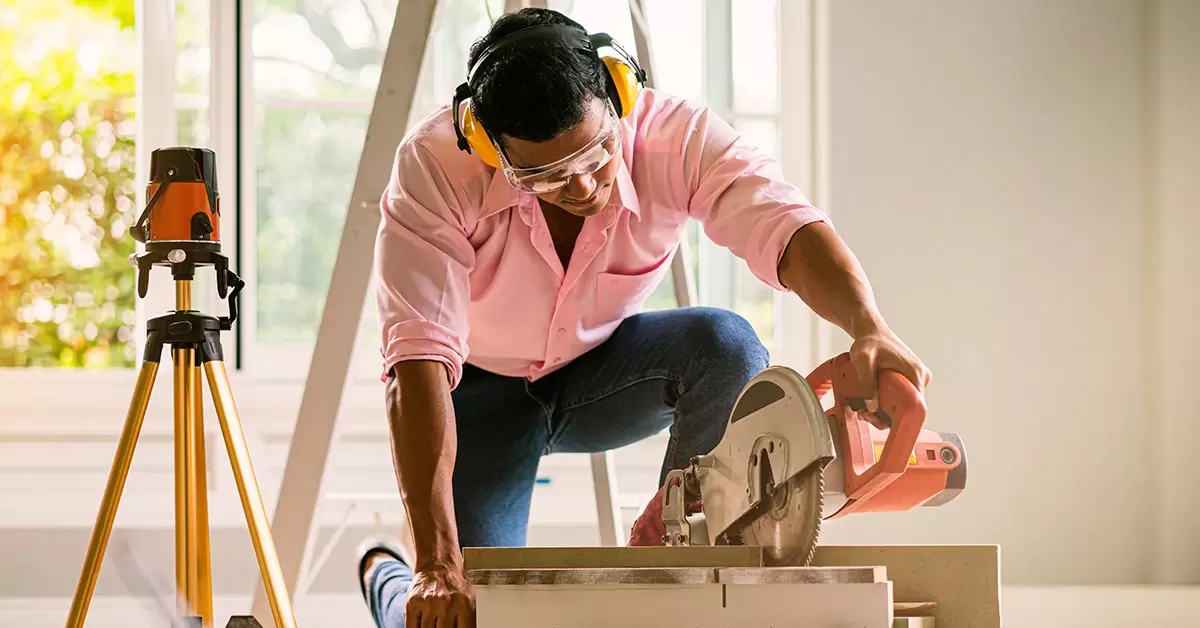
[738,464,824,566]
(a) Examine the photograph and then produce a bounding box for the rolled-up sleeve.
[675,105,829,291]
[374,140,474,388]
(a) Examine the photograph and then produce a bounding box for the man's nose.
[564,173,596,201]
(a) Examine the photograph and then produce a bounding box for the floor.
[5,587,1199,628]
[0,594,375,628]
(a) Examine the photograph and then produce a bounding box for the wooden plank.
[474,581,893,628]
[723,582,894,628]
[469,567,716,586]
[463,545,763,570]
[811,545,1000,628]
[475,584,721,628]
[894,601,937,616]
[717,565,886,585]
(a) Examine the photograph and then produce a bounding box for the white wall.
[808,0,1200,587]
[1148,0,1200,586]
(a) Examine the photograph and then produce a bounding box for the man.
[360,8,930,628]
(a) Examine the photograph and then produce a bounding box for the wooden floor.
[0,594,377,628]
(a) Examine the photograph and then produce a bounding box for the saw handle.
[806,352,927,502]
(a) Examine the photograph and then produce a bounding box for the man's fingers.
[850,346,878,403]
[873,346,929,394]
[457,602,479,628]
[894,359,925,393]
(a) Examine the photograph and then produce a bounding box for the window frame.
[698,0,789,358]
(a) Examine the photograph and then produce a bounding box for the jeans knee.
[682,308,769,377]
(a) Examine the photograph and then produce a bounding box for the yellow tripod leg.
[66,360,159,628]
[193,358,214,627]
[174,347,202,618]
[205,360,298,628]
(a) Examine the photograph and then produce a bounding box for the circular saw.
[661,352,967,565]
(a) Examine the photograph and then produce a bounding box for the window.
[693,0,783,346]
[175,0,210,149]
[728,0,782,348]
[0,0,139,369]
[244,0,405,376]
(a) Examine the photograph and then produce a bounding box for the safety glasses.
[496,107,622,195]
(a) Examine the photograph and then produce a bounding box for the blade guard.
[691,366,836,546]
[806,352,926,508]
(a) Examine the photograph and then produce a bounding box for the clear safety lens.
[500,110,622,195]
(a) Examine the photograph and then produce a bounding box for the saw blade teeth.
[740,465,824,567]
[802,468,825,566]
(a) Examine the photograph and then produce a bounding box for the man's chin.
[565,203,604,217]
[559,189,611,217]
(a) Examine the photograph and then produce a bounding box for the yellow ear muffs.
[602,55,641,119]
[460,104,502,169]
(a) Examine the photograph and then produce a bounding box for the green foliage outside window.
[0,0,138,368]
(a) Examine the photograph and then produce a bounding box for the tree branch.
[256,55,360,90]
[357,0,382,45]
[295,0,380,71]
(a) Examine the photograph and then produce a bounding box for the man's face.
[501,97,621,218]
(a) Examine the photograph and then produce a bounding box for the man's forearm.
[385,360,462,572]
[777,221,885,338]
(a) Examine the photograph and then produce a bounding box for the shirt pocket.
[591,253,672,324]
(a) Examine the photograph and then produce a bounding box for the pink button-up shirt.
[374,88,828,388]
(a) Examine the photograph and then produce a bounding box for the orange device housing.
[806,353,964,518]
[137,147,221,244]
[144,180,220,243]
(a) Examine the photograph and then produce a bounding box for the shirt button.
[557,327,566,337]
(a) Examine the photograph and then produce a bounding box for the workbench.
[464,545,1001,628]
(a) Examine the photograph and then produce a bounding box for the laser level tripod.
[66,148,297,628]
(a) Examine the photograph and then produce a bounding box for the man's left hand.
[848,321,932,429]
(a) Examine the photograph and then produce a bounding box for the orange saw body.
[810,353,965,519]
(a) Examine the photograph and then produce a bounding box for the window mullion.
[211,0,242,368]
[699,0,736,312]
[134,0,180,364]
[773,0,831,371]
[236,1,260,373]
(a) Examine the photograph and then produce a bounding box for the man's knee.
[679,307,770,377]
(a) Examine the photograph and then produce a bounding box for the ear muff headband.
[452,23,647,170]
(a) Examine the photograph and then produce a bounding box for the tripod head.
[128,147,244,331]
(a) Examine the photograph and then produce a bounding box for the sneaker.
[355,534,411,606]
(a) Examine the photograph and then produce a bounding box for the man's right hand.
[406,566,476,628]
[384,360,472,625]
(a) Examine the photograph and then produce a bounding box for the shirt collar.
[610,157,641,217]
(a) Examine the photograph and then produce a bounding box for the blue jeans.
[365,307,769,627]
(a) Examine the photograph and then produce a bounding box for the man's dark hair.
[467,8,611,144]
